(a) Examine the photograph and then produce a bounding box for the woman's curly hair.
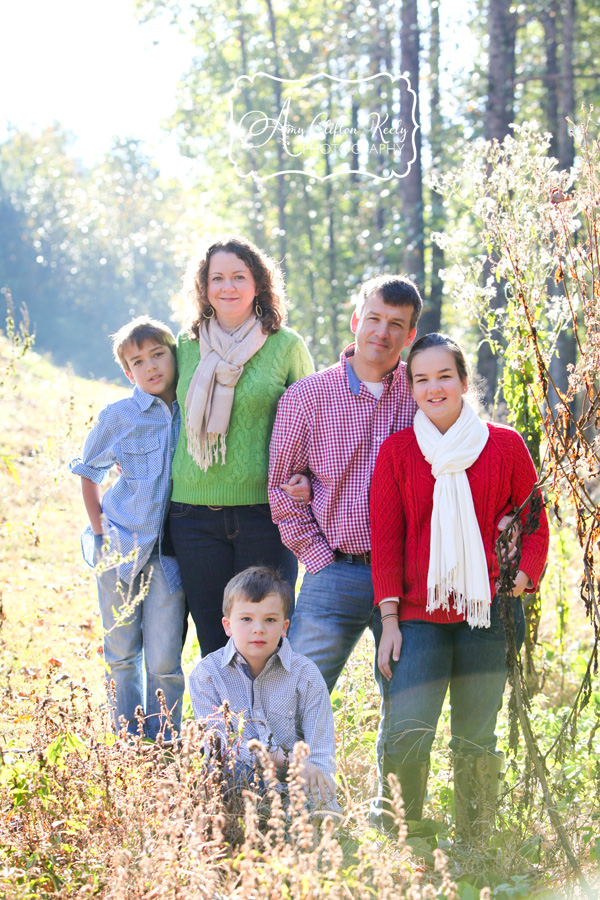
[184,236,287,339]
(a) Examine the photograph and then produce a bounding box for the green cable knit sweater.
[171,326,313,506]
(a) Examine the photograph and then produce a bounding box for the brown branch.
[508,651,592,895]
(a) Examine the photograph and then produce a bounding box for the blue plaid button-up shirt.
[189,636,336,784]
[69,385,181,591]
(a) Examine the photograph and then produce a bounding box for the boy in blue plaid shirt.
[190,566,338,809]
[70,316,185,740]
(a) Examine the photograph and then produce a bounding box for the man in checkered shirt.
[268,274,422,692]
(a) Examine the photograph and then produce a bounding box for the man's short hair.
[111,315,177,372]
[356,274,423,330]
[223,566,292,619]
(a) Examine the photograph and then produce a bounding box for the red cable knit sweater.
[370,422,549,623]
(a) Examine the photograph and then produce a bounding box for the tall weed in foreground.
[1,289,33,484]
[432,112,600,894]
[0,675,464,900]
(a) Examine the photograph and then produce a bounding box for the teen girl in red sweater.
[370,333,549,837]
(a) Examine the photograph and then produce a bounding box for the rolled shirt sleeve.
[69,409,116,484]
[268,387,336,572]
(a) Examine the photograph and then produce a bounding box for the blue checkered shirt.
[69,385,181,591]
[189,636,336,783]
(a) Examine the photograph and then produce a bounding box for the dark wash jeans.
[169,502,298,657]
[382,595,525,765]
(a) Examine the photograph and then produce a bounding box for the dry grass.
[0,678,459,899]
[0,341,124,717]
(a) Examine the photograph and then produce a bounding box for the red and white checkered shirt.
[268,345,417,573]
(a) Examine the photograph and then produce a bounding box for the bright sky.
[0,0,194,175]
[0,0,476,180]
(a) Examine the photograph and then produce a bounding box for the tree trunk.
[550,0,576,402]
[420,0,443,336]
[264,0,287,269]
[478,0,517,404]
[325,79,341,359]
[485,0,517,142]
[400,0,425,297]
[236,0,265,248]
[300,189,319,351]
[372,23,387,255]
[350,99,359,180]
[558,0,575,168]
[541,0,560,159]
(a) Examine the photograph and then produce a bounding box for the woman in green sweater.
[169,236,313,655]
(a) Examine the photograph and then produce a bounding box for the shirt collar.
[221,636,238,666]
[222,636,293,673]
[341,343,403,394]
[131,384,178,414]
[132,384,157,411]
[342,346,361,396]
[277,636,294,672]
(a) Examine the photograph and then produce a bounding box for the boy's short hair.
[223,566,292,619]
[356,274,423,330]
[111,315,177,372]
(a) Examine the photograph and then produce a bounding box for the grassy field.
[0,335,598,899]
[0,341,122,700]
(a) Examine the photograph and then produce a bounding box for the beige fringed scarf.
[185,315,267,470]
[413,400,492,628]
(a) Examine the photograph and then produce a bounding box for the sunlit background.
[0,0,193,175]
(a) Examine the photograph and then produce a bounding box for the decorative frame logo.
[228,72,419,182]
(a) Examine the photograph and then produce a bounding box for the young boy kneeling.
[189,566,338,809]
[70,316,185,741]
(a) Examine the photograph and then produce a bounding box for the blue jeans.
[288,559,386,796]
[169,503,298,656]
[382,596,525,766]
[287,559,382,693]
[96,539,185,740]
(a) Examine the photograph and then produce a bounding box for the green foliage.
[133,0,457,365]
[0,127,190,378]
[432,121,572,415]
[5,0,600,379]
[130,0,600,374]
[43,732,87,766]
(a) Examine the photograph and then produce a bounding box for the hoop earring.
[255,301,263,318]
[203,306,214,319]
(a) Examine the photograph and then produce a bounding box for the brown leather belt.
[334,550,372,566]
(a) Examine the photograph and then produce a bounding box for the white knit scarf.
[413,400,491,627]
[185,315,267,470]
